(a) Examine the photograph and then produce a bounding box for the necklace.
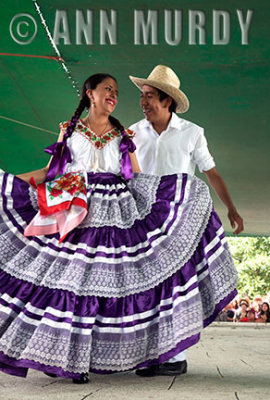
[85,116,109,137]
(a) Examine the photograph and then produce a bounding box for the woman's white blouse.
[59,121,133,175]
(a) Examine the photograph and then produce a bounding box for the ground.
[0,323,269,400]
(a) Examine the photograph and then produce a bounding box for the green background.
[0,0,269,235]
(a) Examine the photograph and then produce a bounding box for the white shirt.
[60,121,123,175]
[129,113,215,176]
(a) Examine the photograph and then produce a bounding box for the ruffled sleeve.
[44,121,72,181]
[59,120,71,134]
[124,128,136,139]
[119,129,136,180]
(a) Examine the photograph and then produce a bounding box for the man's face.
[140,85,169,124]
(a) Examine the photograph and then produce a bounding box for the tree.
[227,237,270,298]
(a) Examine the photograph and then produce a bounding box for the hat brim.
[129,75,189,113]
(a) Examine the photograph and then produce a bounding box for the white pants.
[167,350,187,362]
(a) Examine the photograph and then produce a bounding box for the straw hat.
[129,65,189,113]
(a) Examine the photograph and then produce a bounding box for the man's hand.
[205,168,244,235]
[228,207,244,235]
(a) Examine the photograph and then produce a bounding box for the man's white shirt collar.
[142,112,184,135]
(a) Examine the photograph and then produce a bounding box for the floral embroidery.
[125,129,135,138]
[59,121,135,150]
[47,172,87,201]
[50,187,63,198]
[77,124,121,149]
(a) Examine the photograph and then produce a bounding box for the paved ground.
[0,323,269,400]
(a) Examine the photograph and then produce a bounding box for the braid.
[109,115,125,133]
[64,93,88,139]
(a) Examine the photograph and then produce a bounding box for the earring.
[91,99,96,108]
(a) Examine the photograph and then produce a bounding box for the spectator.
[240,308,256,323]
[218,295,270,323]
[226,310,235,322]
[216,308,235,322]
[231,298,239,311]
[216,310,228,322]
[252,295,263,317]
[243,295,251,306]
[257,302,270,323]
[236,299,249,320]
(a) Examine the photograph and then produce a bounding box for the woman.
[257,302,270,323]
[236,299,249,321]
[0,73,238,383]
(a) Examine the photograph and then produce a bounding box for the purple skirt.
[0,171,237,378]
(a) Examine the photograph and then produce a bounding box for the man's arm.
[204,167,244,234]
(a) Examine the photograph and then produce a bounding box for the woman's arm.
[256,314,267,323]
[16,131,64,184]
[204,167,244,234]
[129,152,141,173]
[17,166,49,185]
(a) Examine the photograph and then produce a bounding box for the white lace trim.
[0,300,203,373]
[0,173,237,300]
[78,174,160,229]
[28,186,39,211]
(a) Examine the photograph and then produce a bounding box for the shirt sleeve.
[193,129,215,172]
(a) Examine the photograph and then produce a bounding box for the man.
[129,65,243,377]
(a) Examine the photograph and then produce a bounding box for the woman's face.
[262,303,269,312]
[88,77,118,114]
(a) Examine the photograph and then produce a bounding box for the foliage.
[227,237,270,298]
